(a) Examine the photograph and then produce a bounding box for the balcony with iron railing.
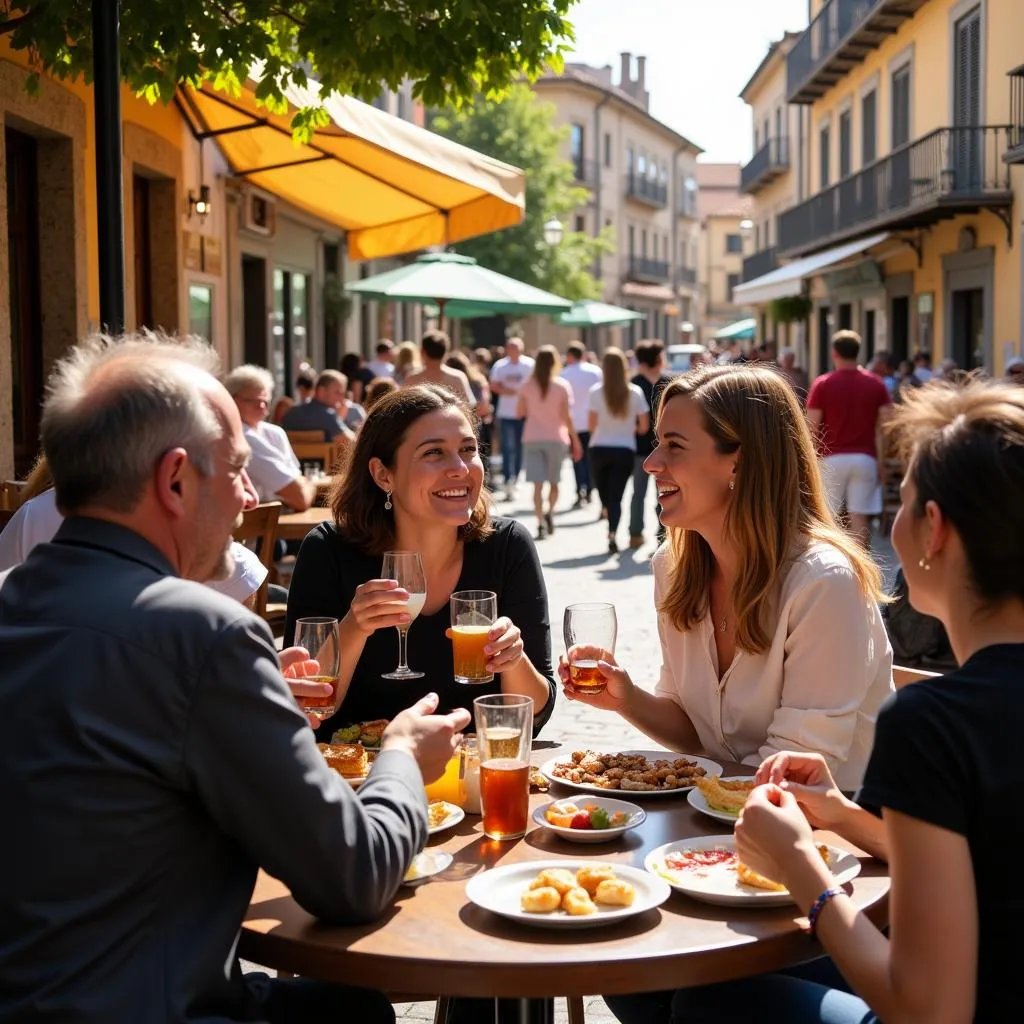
[787,0,930,105]
[1007,65,1024,165]
[676,266,698,287]
[625,173,668,208]
[572,156,599,187]
[778,126,1013,255]
[742,247,778,282]
[627,255,671,282]
[741,138,790,194]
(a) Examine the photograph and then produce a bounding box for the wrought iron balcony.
[572,157,599,187]
[677,266,698,287]
[743,247,778,282]
[787,0,930,105]
[1007,65,1024,165]
[741,139,790,194]
[778,126,1014,256]
[627,256,671,282]
[625,173,668,208]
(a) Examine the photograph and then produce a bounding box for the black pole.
[93,0,126,334]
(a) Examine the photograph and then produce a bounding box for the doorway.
[951,287,985,370]
[890,295,910,363]
[5,127,44,476]
[133,174,154,329]
[817,305,832,376]
[863,309,876,361]
[242,255,268,368]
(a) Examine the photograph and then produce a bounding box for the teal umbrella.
[345,251,572,318]
[714,318,757,341]
[556,300,645,328]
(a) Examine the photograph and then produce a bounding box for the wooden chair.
[286,430,325,445]
[894,664,940,689]
[232,502,286,635]
[879,457,903,535]
[291,441,343,475]
[1,479,27,511]
[425,995,584,1023]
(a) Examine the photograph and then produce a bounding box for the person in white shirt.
[586,347,649,554]
[912,350,934,383]
[223,365,317,511]
[366,339,396,380]
[489,337,535,500]
[561,363,892,791]
[560,341,603,507]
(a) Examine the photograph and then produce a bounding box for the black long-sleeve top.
[285,517,556,736]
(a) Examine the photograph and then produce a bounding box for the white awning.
[732,232,890,305]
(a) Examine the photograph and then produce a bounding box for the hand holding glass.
[381,551,426,680]
[450,590,498,684]
[563,602,617,694]
[474,694,533,840]
[291,617,340,720]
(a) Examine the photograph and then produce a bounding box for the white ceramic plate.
[532,797,646,844]
[403,850,454,886]
[465,859,670,929]
[686,776,756,825]
[428,802,466,835]
[645,835,861,907]
[539,750,723,798]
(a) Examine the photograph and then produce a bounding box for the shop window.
[188,283,213,342]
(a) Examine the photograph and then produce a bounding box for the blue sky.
[563,0,809,163]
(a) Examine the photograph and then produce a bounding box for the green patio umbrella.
[345,251,572,319]
[713,318,757,341]
[556,300,645,328]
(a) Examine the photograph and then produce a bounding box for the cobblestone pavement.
[258,464,898,1024]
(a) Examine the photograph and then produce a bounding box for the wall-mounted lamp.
[739,218,753,232]
[543,217,564,247]
[188,184,212,220]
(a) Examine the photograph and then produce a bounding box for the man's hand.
[382,693,472,784]
[281,646,332,728]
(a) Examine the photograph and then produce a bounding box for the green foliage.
[769,294,813,325]
[432,84,611,302]
[1,1,576,133]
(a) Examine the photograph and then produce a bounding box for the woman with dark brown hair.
[284,384,556,733]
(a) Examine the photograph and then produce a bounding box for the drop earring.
[728,480,735,492]
[918,556,931,571]
[384,490,393,510]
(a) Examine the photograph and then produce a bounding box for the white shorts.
[821,453,882,516]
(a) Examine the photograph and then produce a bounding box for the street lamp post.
[543,217,564,247]
[93,0,126,334]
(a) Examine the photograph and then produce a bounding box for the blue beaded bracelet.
[807,886,843,936]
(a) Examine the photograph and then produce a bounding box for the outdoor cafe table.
[240,747,889,1022]
[277,507,334,541]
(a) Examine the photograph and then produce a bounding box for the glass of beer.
[473,694,533,841]
[450,590,497,684]
[290,617,341,720]
[563,603,617,695]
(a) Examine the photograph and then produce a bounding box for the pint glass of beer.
[473,694,533,840]
[450,590,498,684]
[563,603,617,695]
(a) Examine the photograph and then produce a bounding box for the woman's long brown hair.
[532,345,560,398]
[658,365,884,653]
[601,347,630,418]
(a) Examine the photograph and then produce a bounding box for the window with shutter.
[954,6,982,191]
[820,124,831,188]
[839,110,852,178]
[891,65,911,148]
[862,90,877,164]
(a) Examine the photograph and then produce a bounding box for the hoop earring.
[384,490,393,511]
[728,480,735,492]
[918,557,931,571]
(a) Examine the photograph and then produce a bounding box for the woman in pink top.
[517,346,582,540]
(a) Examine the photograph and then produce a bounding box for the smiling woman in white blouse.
[561,364,894,791]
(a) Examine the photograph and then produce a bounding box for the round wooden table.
[240,749,889,1020]
[276,506,334,541]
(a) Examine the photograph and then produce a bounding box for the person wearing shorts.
[807,330,890,548]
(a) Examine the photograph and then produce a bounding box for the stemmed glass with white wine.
[381,551,427,680]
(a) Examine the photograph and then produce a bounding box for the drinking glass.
[450,590,498,684]
[473,694,533,840]
[563,602,617,695]
[291,617,340,721]
[381,551,426,680]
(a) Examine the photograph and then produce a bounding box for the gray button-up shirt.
[0,518,427,1022]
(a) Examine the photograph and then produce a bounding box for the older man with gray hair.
[0,333,470,1024]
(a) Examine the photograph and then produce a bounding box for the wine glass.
[563,602,617,695]
[381,551,427,680]
[291,617,341,721]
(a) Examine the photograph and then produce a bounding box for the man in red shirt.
[806,330,891,548]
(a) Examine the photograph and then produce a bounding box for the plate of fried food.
[687,775,757,825]
[645,836,861,907]
[428,801,466,835]
[540,749,723,797]
[465,860,670,929]
[331,719,389,750]
[318,741,374,788]
[532,797,646,844]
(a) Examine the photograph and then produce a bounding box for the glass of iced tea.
[473,694,533,840]
[563,602,617,695]
[290,617,341,720]
[450,590,497,684]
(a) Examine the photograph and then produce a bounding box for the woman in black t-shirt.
[285,383,555,737]
[656,378,1024,1024]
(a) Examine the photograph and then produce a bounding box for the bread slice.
[318,742,369,778]
[694,775,755,815]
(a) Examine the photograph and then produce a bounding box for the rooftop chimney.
[636,55,648,110]
[620,52,632,92]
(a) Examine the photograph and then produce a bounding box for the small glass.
[290,617,340,720]
[474,694,533,841]
[563,602,617,695]
[461,737,482,814]
[381,551,426,680]
[450,590,497,684]
[424,744,467,807]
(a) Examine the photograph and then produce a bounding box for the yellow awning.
[178,78,525,261]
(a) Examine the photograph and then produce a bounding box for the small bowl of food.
[532,796,645,844]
